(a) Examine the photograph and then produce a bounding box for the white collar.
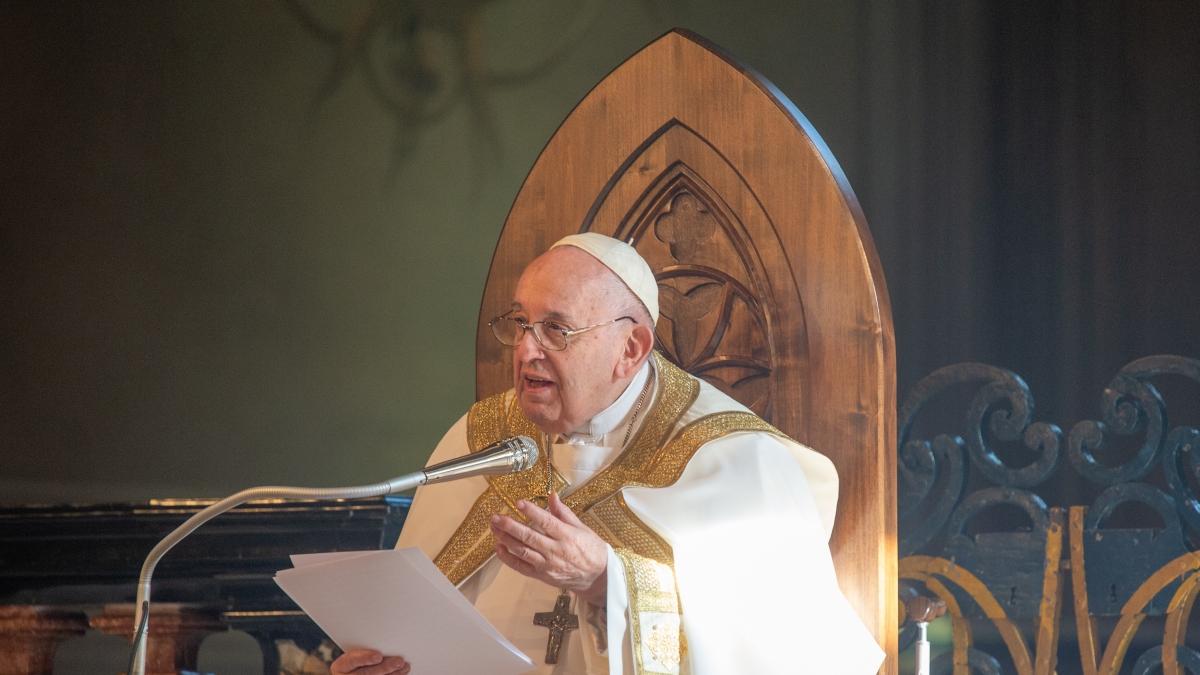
[561,360,652,443]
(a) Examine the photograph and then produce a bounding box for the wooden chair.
[475,29,898,672]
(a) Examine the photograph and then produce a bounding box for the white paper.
[289,550,377,568]
[275,548,534,673]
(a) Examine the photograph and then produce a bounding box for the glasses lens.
[534,323,568,351]
[491,317,522,346]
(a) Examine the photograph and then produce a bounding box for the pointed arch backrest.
[476,30,897,669]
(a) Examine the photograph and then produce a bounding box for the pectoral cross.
[533,591,579,664]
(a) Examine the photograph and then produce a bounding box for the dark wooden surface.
[0,497,408,610]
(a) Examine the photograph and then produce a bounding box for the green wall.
[1,1,865,503]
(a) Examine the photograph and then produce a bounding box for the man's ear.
[615,323,655,379]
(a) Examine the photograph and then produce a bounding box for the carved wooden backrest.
[476,30,897,669]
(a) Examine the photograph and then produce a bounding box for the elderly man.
[333,233,882,674]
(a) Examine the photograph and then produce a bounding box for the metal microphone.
[424,435,539,483]
[127,435,538,675]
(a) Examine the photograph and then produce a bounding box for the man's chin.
[516,399,566,436]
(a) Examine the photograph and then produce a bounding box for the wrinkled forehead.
[512,247,615,321]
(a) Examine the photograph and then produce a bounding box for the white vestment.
[397,357,884,674]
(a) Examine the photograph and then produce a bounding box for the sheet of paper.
[289,550,376,568]
[275,548,533,674]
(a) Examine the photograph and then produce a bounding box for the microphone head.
[421,434,541,485]
[507,436,539,472]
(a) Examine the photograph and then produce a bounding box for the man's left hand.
[490,493,608,605]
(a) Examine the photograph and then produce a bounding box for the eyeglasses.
[488,312,636,351]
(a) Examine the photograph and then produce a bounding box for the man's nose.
[513,326,545,362]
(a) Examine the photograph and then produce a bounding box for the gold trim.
[559,353,699,515]
[488,393,556,506]
[435,392,568,583]
[434,352,700,581]
[636,410,784,489]
[582,493,673,566]
[466,391,507,455]
[615,548,682,675]
[433,392,512,583]
[433,351,793,652]
[427,351,808,672]
[433,488,517,585]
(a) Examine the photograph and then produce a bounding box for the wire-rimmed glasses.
[488,312,636,351]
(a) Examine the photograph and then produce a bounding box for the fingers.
[491,498,609,593]
[360,657,410,675]
[493,528,548,567]
[494,540,538,576]
[517,499,571,537]
[548,492,585,527]
[332,650,382,673]
[491,511,556,551]
[331,650,410,674]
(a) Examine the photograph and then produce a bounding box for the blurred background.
[2,0,1197,505]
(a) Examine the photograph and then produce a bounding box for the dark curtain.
[859,0,1200,423]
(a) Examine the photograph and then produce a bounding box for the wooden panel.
[476,29,897,668]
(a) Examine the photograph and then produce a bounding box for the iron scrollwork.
[899,354,1200,674]
[899,363,1061,557]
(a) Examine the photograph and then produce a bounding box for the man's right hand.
[330,649,410,674]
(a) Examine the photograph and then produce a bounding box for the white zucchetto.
[550,232,660,325]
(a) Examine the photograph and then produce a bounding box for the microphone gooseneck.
[127,435,538,675]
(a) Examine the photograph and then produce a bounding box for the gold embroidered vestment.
[433,353,785,674]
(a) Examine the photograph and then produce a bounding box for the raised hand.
[490,493,608,605]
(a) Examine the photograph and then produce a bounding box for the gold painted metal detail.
[148,498,224,507]
[900,555,1035,675]
[900,510,1066,675]
[134,498,386,517]
[615,548,683,675]
[1163,570,1200,675]
[905,572,973,672]
[1095,549,1200,674]
[942,503,1200,675]
[1033,508,1065,675]
[1069,506,1099,675]
[221,610,308,619]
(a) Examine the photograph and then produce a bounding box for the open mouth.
[523,375,555,391]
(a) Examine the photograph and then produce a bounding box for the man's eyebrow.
[508,303,574,323]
